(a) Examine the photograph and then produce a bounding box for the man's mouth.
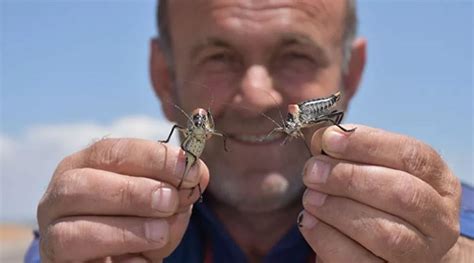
[229,132,284,144]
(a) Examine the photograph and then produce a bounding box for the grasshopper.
[160,106,228,201]
[264,91,355,152]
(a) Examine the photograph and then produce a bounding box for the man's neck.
[207,196,303,263]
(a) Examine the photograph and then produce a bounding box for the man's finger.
[298,210,383,263]
[57,138,205,189]
[41,216,170,261]
[311,125,453,195]
[41,209,191,262]
[301,192,439,262]
[302,156,457,239]
[142,206,193,260]
[40,169,187,225]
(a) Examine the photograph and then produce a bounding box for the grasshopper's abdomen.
[183,129,207,158]
[298,92,341,123]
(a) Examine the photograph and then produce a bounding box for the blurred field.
[0,224,34,262]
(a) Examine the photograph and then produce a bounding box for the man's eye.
[282,52,314,62]
[207,53,233,62]
[199,52,241,73]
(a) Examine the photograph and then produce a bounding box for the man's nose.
[233,65,283,116]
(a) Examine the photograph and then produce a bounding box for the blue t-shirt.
[25,184,474,262]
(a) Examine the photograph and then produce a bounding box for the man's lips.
[227,132,285,145]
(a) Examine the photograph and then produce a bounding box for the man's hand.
[298,125,462,262]
[37,138,209,262]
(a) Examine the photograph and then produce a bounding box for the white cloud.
[0,116,178,223]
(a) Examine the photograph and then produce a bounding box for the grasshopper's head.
[191,108,209,128]
[286,104,300,124]
[282,104,301,136]
[191,108,215,139]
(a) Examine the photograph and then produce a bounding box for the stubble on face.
[165,0,348,213]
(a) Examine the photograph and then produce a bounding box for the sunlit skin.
[35,0,471,262]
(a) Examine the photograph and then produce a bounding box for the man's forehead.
[167,0,346,35]
[169,0,343,13]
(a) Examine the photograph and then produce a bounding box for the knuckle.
[88,138,129,167]
[37,195,52,228]
[54,145,90,173]
[41,221,73,261]
[117,178,136,210]
[448,221,460,247]
[378,223,413,259]
[439,213,460,251]
[39,225,56,262]
[393,178,421,213]
[400,139,443,178]
[334,162,359,194]
[54,154,75,175]
[38,169,85,221]
[400,139,427,174]
[447,219,460,244]
[52,169,88,203]
[452,175,462,200]
[142,142,165,172]
[365,129,384,156]
[445,172,462,200]
[118,223,133,248]
[377,221,429,262]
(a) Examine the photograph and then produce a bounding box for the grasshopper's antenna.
[257,88,286,129]
[159,94,194,124]
[171,102,193,124]
[180,80,215,114]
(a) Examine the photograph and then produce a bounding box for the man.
[27,0,473,262]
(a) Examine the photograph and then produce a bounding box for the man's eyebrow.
[190,37,232,59]
[278,33,329,66]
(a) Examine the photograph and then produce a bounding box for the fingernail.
[151,187,176,212]
[306,159,330,184]
[298,211,318,229]
[324,130,348,154]
[297,211,304,227]
[144,219,168,245]
[303,190,327,207]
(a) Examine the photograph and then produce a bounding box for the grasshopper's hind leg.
[188,183,203,203]
[180,146,203,202]
[178,146,198,190]
[319,112,356,133]
[334,111,344,125]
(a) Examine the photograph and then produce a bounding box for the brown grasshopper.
[264,91,356,153]
[160,105,228,201]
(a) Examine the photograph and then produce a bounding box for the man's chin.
[207,173,305,213]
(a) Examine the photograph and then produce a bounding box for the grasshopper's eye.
[286,113,294,122]
[192,114,203,125]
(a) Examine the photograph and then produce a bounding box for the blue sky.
[1,1,473,222]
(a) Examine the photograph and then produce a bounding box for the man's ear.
[342,37,366,107]
[149,37,175,122]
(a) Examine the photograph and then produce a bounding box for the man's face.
[159,0,353,212]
